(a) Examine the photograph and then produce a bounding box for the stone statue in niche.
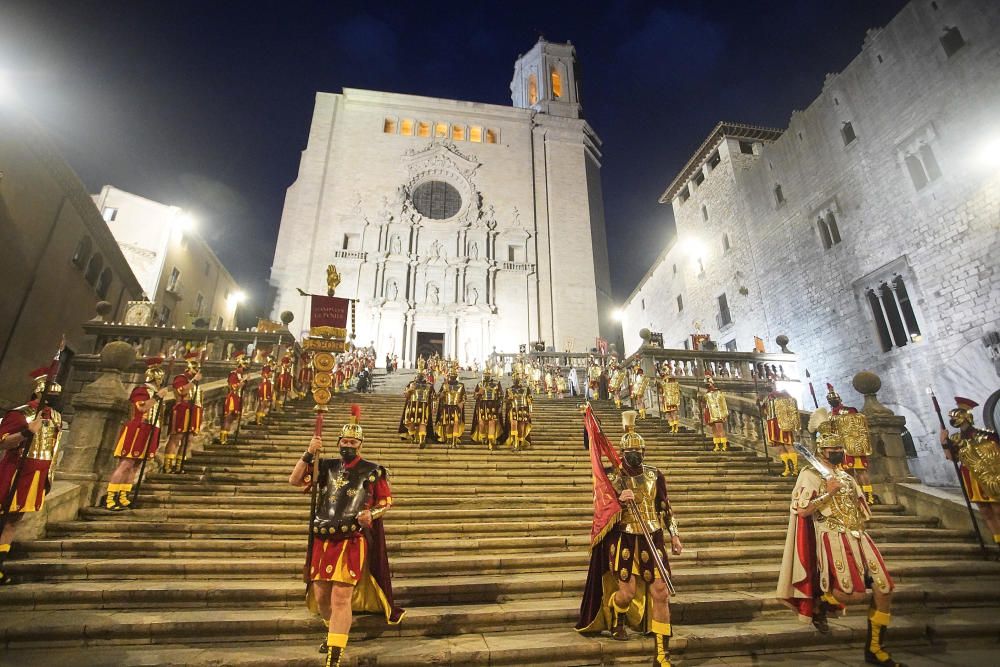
[385,278,399,302]
[429,240,444,260]
[427,283,440,305]
[389,234,402,255]
[468,240,479,260]
[380,195,394,224]
[512,206,522,228]
[351,193,363,218]
[467,286,479,305]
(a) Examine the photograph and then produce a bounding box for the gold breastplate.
[23,407,62,461]
[956,431,1000,497]
[588,367,601,380]
[611,467,660,534]
[442,385,463,405]
[141,384,166,428]
[481,384,500,401]
[818,471,866,534]
[413,386,431,404]
[509,388,530,408]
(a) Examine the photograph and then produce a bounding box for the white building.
[93,185,242,329]
[269,38,613,364]
[622,0,1000,486]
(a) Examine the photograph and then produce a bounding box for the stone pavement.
[1,380,998,665]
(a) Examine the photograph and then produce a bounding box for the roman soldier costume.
[471,369,505,450]
[106,357,166,508]
[657,364,681,433]
[398,371,436,447]
[777,421,901,666]
[0,366,64,582]
[827,383,877,504]
[298,351,314,394]
[436,363,466,447]
[608,359,628,409]
[587,357,603,398]
[630,364,650,419]
[556,370,568,398]
[544,365,556,399]
[942,397,1000,551]
[764,389,800,476]
[577,410,679,667]
[183,351,204,433]
[221,354,247,445]
[702,374,729,452]
[504,372,533,451]
[256,360,274,424]
[161,370,195,474]
[276,355,294,407]
[301,406,404,666]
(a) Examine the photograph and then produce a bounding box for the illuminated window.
[102,207,118,222]
[417,121,431,138]
[551,67,563,99]
[486,129,498,144]
[452,125,465,141]
[469,126,483,142]
[383,117,397,134]
[400,119,414,136]
[434,122,448,138]
[528,73,538,105]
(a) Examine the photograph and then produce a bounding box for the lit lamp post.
[228,290,246,330]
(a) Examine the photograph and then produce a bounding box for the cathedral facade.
[270,39,613,365]
[622,0,1000,486]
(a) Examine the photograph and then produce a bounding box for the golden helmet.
[340,404,364,442]
[619,410,645,451]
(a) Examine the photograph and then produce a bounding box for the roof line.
[658,121,784,204]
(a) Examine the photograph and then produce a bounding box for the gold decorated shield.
[312,373,333,388]
[958,435,1000,497]
[660,380,680,407]
[774,397,800,432]
[311,387,332,405]
[705,391,728,422]
[313,352,336,372]
[832,412,872,456]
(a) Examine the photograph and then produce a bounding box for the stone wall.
[624,0,1000,486]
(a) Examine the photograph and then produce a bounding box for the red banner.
[310,295,350,329]
[584,405,622,545]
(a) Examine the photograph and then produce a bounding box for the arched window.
[550,66,563,99]
[818,217,833,249]
[826,212,841,244]
[96,268,113,299]
[85,253,104,286]
[411,181,462,220]
[434,122,448,139]
[701,205,709,221]
[865,275,923,352]
[528,73,538,105]
[72,236,92,268]
[722,233,731,253]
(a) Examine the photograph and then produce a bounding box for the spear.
[928,387,988,559]
[804,369,819,409]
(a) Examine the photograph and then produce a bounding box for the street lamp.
[228,290,247,329]
[612,308,624,322]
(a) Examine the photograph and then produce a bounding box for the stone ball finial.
[853,370,881,395]
[95,301,113,319]
[776,335,792,353]
[280,311,294,326]
[100,341,138,372]
[639,328,651,342]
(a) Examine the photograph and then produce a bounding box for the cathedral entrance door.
[416,331,445,360]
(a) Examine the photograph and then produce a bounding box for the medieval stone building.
[623,0,1000,485]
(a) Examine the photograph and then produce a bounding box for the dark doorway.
[416,331,444,360]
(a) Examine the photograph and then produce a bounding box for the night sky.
[1,0,906,318]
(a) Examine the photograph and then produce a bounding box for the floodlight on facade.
[228,290,246,308]
[975,135,1000,170]
[612,309,624,322]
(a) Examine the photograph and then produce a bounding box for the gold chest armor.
[818,471,866,535]
[588,366,601,381]
[612,467,660,534]
[141,383,165,428]
[705,390,728,422]
[660,379,680,406]
[24,407,62,461]
[833,411,872,456]
[956,431,1000,497]
[481,383,501,401]
[509,388,530,409]
[412,386,432,404]
[442,385,463,406]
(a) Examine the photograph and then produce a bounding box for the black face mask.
[623,451,644,469]
[340,447,358,463]
[826,451,845,466]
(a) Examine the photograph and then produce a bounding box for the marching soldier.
[657,363,681,433]
[436,362,466,447]
[577,410,683,667]
[298,351,314,395]
[0,366,64,583]
[398,371,436,447]
[220,353,247,445]
[256,359,274,424]
[827,383,877,504]
[702,374,729,452]
[587,356,603,400]
[544,364,556,399]
[505,371,533,451]
[276,355,294,408]
[556,369,568,399]
[183,351,204,434]
[777,421,902,667]
[764,388,800,476]
[471,368,505,450]
[104,357,168,509]
[940,396,1000,552]
[630,364,650,419]
[608,358,628,409]
[162,370,196,474]
[289,406,404,666]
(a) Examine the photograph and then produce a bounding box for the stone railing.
[501,262,535,272]
[80,321,293,359]
[332,249,367,261]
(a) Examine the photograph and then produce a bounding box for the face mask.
[827,451,845,466]
[340,447,358,462]
[623,451,644,469]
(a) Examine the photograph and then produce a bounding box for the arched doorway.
[416,331,444,360]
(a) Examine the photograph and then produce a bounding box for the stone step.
[2,604,997,665]
[7,543,990,583]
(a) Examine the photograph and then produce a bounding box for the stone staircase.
[2,394,999,666]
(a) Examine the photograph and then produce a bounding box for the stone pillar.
[60,341,135,507]
[853,370,919,503]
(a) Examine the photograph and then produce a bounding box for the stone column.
[853,370,919,503]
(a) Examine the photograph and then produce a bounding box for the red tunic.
[114,385,161,458]
[0,404,54,513]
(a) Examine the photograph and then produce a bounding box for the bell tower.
[510,38,582,119]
